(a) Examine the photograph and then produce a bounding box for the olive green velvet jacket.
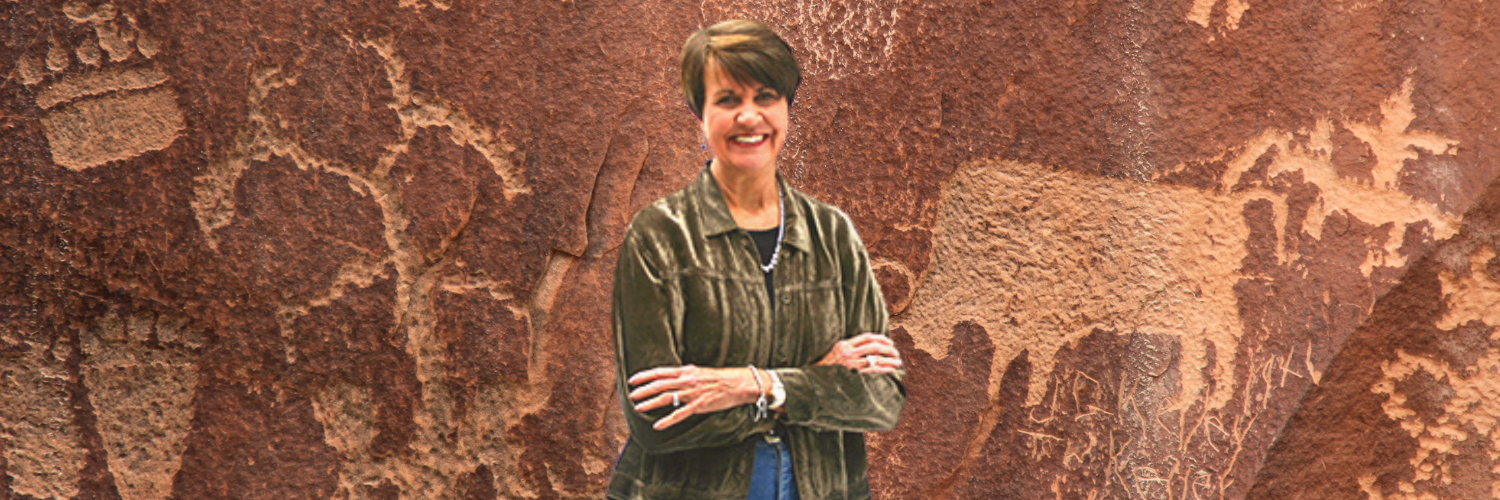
[607,167,907,500]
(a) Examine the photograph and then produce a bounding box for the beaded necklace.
[760,189,785,274]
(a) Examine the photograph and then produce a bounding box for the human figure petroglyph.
[15,1,184,171]
[188,29,553,498]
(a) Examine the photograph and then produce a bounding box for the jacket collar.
[693,162,811,253]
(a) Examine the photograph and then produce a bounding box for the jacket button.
[781,295,791,304]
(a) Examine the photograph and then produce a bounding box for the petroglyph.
[898,79,1460,413]
[35,66,170,110]
[1436,246,1500,331]
[1187,0,1250,30]
[40,88,185,171]
[14,54,47,85]
[81,310,204,500]
[1370,348,1500,500]
[904,158,1250,411]
[186,29,552,498]
[1358,246,1500,500]
[703,0,906,79]
[1220,81,1460,277]
[398,0,452,10]
[21,2,183,171]
[191,35,526,248]
[0,310,204,500]
[0,328,85,500]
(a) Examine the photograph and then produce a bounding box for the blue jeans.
[747,434,800,500]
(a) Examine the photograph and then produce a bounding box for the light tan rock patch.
[81,311,203,500]
[0,330,85,500]
[898,79,1461,411]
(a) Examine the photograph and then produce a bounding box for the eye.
[715,95,740,106]
[755,91,781,104]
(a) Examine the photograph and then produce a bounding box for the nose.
[735,107,764,126]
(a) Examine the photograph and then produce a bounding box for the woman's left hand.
[816,333,903,374]
[628,365,762,431]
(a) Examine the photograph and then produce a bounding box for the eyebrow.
[712,85,776,96]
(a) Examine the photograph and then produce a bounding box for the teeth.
[733,134,767,143]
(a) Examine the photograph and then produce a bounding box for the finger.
[849,343,901,359]
[857,357,902,374]
[628,375,697,402]
[628,365,695,386]
[633,391,677,413]
[653,401,700,430]
[847,333,894,347]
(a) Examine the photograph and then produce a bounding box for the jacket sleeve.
[773,212,907,432]
[613,230,775,454]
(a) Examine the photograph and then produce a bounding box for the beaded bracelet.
[748,365,768,421]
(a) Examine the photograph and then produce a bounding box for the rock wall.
[0,0,1496,499]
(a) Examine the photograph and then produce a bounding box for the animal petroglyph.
[19,1,183,171]
[188,30,554,498]
[82,311,204,500]
[897,78,1460,414]
[0,328,86,500]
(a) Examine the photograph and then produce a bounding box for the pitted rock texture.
[1,0,1498,499]
[1246,178,1500,500]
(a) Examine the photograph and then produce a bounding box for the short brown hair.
[680,20,801,119]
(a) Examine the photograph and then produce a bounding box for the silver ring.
[866,355,877,368]
[671,392,681,407]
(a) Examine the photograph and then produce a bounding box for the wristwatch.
[768,370,786,409]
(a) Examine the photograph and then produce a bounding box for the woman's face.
[700,61,789,175]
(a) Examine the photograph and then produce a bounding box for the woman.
[608,20,906,500]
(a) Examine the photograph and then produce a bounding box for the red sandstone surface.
[1,0,1497,498]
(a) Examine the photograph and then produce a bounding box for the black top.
[748,227,779,307]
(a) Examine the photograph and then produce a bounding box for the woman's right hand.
[627,365,763,430]
[816,333,903,374]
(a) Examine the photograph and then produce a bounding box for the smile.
[730,134,769,146]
